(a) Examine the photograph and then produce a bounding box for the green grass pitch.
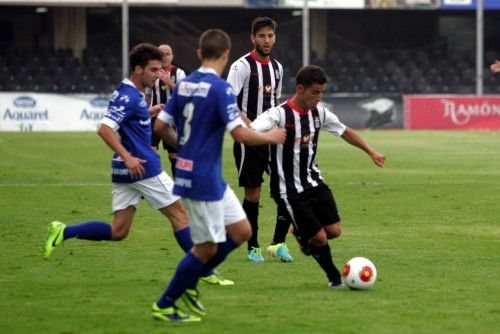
[0,130,499,334]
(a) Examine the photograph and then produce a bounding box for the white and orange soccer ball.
[342,257,377,290]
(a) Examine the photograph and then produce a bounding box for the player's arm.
[97,124,146,179]
[148,103,165,117]
[340,127,385,167]
[231,125,285,146]
[153,117,177,149]
[233,107,284,145]
[154,107,177,149]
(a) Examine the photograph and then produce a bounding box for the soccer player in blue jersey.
[42,43,232,286]
[152,29,286,322]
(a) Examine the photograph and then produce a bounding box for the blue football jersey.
[101,79,162,183]
[160,67,243,200]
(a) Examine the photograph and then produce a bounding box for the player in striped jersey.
[251,65,386,287]
[149,44,187,176]
[227,16,293,263]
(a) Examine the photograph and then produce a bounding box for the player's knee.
[326,222,342,239]
[244,187,261,202]
[227,219,252,245]
[310,229,328,246]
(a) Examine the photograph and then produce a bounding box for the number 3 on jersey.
[179,102,194,145]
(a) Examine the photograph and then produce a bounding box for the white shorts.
[111,171,180,212]
[184,186,247,244]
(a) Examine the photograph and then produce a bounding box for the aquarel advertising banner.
[0,93,110,132]
[404,95,500,130]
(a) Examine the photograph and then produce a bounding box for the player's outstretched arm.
[340,127,385,167]
[231,125,285,146]
[153,118,177,149]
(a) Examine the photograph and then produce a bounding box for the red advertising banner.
[404,95,500,130]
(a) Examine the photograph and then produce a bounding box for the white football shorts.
[183,186,247,244]
[111,171,180,212]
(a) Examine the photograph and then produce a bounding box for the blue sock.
[201,236,239,276]
[157,251,206,308]
[174,227,193,252]
[63,221,112,241]
[174,227,215,278]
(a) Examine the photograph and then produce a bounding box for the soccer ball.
[342,257,377,290]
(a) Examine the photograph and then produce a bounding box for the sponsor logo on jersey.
[139,118,151,126]
[112,168,129,175]
[176,158,194,171]
[119,95,130,103]
[178,81,211,98]
[175,177,192,188]
[105,105,126,123]
[264,84,273,96]
[111,90,119,102]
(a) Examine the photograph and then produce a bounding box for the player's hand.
[148,104,165,117]
[163,75,175,89]
[125,157,147,179]
[371,151,385,167]
[267,127,286,144]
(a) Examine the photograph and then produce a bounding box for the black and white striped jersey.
[226,51,283,121]
[151,66,186,106]
[251,100,347,199]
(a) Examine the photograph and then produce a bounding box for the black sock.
[169,157,176,177]
[243,199,259,250]
[310,243,341,284]
[272,202,291,244]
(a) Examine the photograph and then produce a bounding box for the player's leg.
[289,188,344,287]
[309,185,344,287]
[42,183,138,259]
[153,199,226,321]
[139,172,192,251]
[163,140,177,178]
[267,201,294,262]
[201,186,252,271]
[243,186,263,262]
[144,172,233,285]
[234,142,265,262]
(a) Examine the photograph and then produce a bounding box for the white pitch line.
[0,183,108,187]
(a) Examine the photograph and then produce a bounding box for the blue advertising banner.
[441,0,500,9]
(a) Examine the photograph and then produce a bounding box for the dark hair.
[296,65,328,88]
[199,29,231,60]
[251,17,277,36]
[129,43,163,72]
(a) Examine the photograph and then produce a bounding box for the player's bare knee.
[310,230,328,246]
[326,222,342,239]
[227,219,252,245]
